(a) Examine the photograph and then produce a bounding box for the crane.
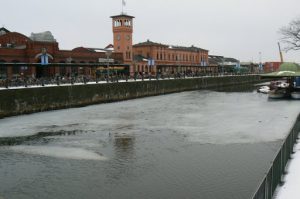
[278,42,284,63]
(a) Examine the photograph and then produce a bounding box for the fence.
[0,63,257,88]
[251,114,300,199]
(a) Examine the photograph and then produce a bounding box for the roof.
[261,62,300,77]
[0,31,32,45]
[30,31,56,42]
[170,45,208,52]
[208,58,219,65]
[0,27,10,35]
[134,40,168,47]
[134,40,208,52]
[224,57,239,63]
[72,47,96,53]
[110,14,135,19]
[208,55,239,66]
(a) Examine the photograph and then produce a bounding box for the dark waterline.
[0,86,299,199]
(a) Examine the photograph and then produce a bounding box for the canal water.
[0,86,299,199]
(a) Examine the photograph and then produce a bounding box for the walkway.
[275,135,300,199]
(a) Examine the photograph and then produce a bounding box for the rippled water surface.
[0,88,299,199]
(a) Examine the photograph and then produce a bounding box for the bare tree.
[279,18,300,51]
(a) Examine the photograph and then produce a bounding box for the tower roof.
[110,14,135,19]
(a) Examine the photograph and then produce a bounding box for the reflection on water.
[10,146,107,161]
[212,83,257,92]
[114,135,135,154]
[0,87,299,199]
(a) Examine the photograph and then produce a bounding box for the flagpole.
[121,0,124,14]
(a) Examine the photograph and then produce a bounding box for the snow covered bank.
[275,136,300,199]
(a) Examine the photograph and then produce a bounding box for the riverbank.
[275,136,300,199]
[0,75,261,118]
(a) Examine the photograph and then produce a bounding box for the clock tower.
[111,14,134,64]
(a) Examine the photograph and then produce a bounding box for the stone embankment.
[0,75,261,118]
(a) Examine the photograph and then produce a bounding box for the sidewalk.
[275,136,300,199]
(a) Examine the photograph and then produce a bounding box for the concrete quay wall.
[0,75,261,118]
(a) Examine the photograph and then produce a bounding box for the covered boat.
[261,63,300,99]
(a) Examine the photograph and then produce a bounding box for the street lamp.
[259,52,262,73]
[105,50,112,82]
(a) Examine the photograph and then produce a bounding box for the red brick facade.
[131,40,210,75]
[110,14,211,76]
[0,13,211,78]
[264,62,282,72]
[0,28,123,78]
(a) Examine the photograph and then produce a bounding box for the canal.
[0,85,299,199]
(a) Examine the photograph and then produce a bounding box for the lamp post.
[259,52,262,73]
[105,50,112,82]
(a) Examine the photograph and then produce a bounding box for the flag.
[122,0,126,6]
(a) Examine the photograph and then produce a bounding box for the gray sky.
[1,0,299,62]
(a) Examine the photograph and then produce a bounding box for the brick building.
[0,12,210,79]
[131,40,212,76]
[0,27,124,79]
[110,14,211,76]
[264,62,282,72]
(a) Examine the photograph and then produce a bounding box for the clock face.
[126,35,130,41]
[117,35,121,41]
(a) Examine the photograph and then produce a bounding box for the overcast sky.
[1,0,299,62]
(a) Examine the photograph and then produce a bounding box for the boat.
[268,89,286,99]
[291,91,300,99]
[257,86,270,94]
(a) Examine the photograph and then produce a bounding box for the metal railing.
[251,114,300,199]
[0,71,261,89]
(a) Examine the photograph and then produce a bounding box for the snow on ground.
[0,75,255,90]
[275,136,300,199]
